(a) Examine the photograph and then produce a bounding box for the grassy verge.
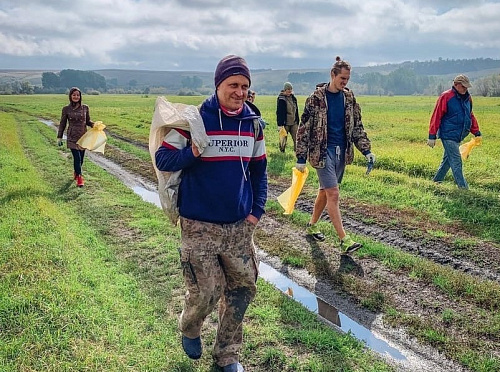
[2,94,500,371]
[0,111,393,371]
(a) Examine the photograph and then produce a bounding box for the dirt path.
[270,186,500,283]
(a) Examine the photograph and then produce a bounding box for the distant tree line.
[42,69,106,93]
[383,57,500,76]
[288,68,434,95]
[0,81,36,95]
[288,57,500,96]
[2,58,500,96]
[351,68,434,95]
[473,75,500,97]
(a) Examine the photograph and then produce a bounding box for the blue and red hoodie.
[155,93,267,224]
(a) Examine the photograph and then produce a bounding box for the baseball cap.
[454,74,471,88]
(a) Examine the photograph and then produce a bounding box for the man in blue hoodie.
[155,55,267,372]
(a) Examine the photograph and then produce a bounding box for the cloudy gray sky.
[1,0,499,72]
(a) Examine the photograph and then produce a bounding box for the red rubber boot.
[76,175,84,187]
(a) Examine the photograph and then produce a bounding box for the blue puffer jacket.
[429,86,480,142]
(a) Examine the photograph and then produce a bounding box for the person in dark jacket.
[276,82,299,151]
[428,74,482,189]
[246,89,255,103]
[155,55,267,372]
[57,87,94,187]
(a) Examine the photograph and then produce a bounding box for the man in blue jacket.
[155,55,267,372]
[428,74,481,189]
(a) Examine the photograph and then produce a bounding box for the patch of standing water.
[259,262,405,361]
[39,119,66,139]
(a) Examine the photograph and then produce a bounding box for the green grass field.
[2,93,500,371]
[0,108,394,371]
[2,93,499,241]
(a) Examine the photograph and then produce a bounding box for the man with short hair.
[427,74,482,189]
[295,56,375,254]
[155,54,267,372]
[276,81,299,151]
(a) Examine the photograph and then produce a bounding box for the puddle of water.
[132,186,161,206]
[42,118,406,362]
[39,119,54,126]
[258,262,406,361]
[39,119,66,139]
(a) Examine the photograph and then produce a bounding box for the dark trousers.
[70,148,86,175]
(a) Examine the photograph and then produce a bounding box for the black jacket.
[276,91,299,126]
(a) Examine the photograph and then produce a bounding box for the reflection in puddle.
[39,119,54,126]
[41,118,406,361]
[259,263,406,361]
[132,186,160,206]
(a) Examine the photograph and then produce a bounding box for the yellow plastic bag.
[76,121,107,153]
[279,126,287,152]
[459,136,482,160]
[277,167,309,215]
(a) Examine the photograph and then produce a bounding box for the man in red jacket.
[428,74,482,189]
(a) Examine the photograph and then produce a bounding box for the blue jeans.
[433,139,468,188]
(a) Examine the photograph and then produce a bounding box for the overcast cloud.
[1,0,499,71]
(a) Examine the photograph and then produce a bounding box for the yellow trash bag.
[279,126,287,152]
[277,167,309,215]
[76,121,107,153]
[459,136,482,160]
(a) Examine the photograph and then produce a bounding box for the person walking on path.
[155,55,267,372]
[276,81,299,152]
[295,56,375,254]
[427,74,482,189]
[57,87,94,188]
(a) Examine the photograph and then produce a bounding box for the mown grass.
[0,110,393,371]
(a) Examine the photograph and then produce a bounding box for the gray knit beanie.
[214,55,251,88]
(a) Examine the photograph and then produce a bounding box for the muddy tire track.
[268,186,500,283]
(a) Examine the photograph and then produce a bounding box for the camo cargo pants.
[179,217,259,367]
